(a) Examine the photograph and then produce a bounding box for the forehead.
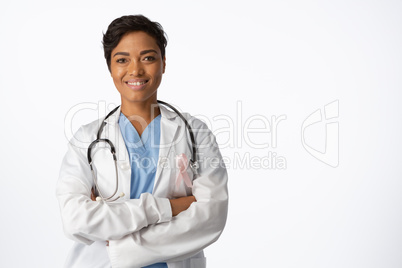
[113,31,160,53]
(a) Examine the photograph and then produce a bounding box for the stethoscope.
[87,100,199,202]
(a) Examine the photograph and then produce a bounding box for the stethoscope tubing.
[87,101,198,202]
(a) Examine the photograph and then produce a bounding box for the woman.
[56,15,228,268]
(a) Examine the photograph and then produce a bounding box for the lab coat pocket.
[190,257,206,268]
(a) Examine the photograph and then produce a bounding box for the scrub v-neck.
[118,113,162,199]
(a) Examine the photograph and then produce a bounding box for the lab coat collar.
[105,103,178,126]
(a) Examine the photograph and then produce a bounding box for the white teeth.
[127,81,146,86]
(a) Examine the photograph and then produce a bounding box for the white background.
[1,0,401,267]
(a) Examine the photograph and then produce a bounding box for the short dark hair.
[102,15,167,72]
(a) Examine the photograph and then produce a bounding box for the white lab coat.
[56,105,228,268]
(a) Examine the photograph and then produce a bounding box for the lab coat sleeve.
[56,126,172,245]
[107,120,228,267]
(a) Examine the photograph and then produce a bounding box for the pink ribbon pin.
[176,153,193,189]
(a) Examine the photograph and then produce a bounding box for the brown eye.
[116,58,127,63]
[144,56,155,61]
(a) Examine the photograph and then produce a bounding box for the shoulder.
[168,108,209,132]
[182,112,208,130]
[176,111,217,147]
[68,117,103,149]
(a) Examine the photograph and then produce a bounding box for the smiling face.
[110,31,165,106]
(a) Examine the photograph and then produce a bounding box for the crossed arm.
[57,122,228,266]
[90,189,196,217]
[106,137,228,267]
[57,126,200,244]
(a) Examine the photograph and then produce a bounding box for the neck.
[120,97,161,137]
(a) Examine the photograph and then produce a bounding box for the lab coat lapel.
[103,106,129,161]
[153,105,180,193]
[104,106,131,198]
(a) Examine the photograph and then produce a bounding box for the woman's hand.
[169,196,196,216]
[91,188,96,201]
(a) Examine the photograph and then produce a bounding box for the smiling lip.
[125,79,149,90]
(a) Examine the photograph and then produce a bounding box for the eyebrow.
[113,52,130,57]
[113,49,158,58]
[140,49,158,55]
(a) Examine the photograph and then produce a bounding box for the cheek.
[153,65,164,80]
[111,64,123,77]
[111,70,124,84]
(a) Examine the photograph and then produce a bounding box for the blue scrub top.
[119,112,167,268]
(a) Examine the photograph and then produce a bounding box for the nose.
[128,60,144,76]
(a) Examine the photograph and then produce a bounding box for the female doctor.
[56,15,228,268]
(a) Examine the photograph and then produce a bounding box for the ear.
[162,56,166,74]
